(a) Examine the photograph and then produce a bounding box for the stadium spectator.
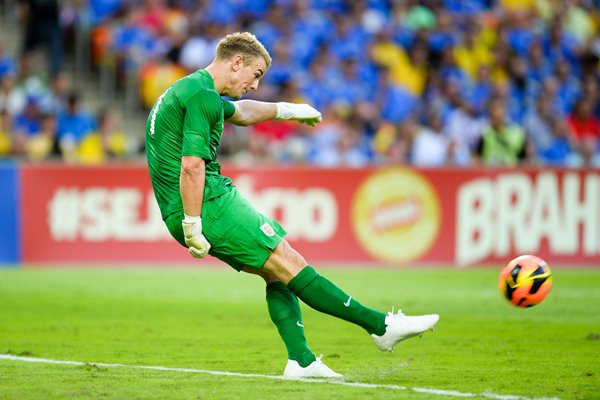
[537,116,578,166]
[56,92,96,162]
[0,74,26,117]
[441,79,482,164]
[372,121,399,164]
[370,31,428,97]
[278,123,313,165]
[14,56,51,110]
[411,109,456,166]
[473,98,529,166]
[536,76,568,118]
[261,41,294,88]
[505,53,531,122]
[297,45,335,112]
[567,97,600,151]
[41,71,72,115]
[76,107,128,164]
[454,18,493,82]
[469,64,494,114]
[438,44,470,92]
[505,10,536,59]
[325,123,372,168]
[527,40,553,85]
[387,118,417,165]
[427,10,456,56]
[375,67,419,124]
[306,104,350,167]
[555,58,582,114]
[524,95,558,156]
[24,113,60,162]
[328,13,370,62]
[13,96,43,154]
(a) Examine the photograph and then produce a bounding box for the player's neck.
[204,63,227,95]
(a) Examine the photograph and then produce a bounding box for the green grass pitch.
[0,267,598,400]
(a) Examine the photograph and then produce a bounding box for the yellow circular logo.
[351,168,441,263]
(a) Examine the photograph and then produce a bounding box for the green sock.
[287,266,387,336]
[266,281,316,367]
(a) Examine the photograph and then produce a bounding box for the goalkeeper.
[145,32,439,380]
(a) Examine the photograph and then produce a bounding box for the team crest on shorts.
[260,223,275,237]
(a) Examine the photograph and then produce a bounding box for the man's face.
[228,55,267,100]
[490,104,506,126]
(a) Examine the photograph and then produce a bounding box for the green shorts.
[164,187,286,271]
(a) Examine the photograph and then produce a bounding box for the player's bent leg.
[263,241,387,335]
[262,240,439,352]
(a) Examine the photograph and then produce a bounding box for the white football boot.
[283,355,343,380]
[371,309,439,352]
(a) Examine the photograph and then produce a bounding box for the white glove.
[182,216,211,259]
[275,102,322,126]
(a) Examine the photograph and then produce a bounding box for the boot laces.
[385,307,405,323]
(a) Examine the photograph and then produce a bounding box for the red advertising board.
[21,164,184,263]
[20,164,600,267]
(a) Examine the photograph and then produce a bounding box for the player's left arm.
[224,99,322,127]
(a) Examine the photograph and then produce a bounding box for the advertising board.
[19,164,600,267]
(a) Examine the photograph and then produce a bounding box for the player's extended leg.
[241,267,342,379]
[261,240,439,352]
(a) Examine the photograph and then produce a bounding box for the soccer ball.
[498,255,553,308]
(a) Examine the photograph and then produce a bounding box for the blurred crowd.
[0,0,131,164]
[1,0,599,167]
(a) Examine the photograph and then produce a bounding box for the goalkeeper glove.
[275,102,322,126]
[182,216,211,259]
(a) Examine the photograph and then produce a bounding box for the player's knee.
[262,240,307,284]
[257,270,279,284]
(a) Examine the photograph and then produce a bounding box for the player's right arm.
[179,90,222,258]
[180,155,211,258]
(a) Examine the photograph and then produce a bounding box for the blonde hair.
[215,32,272,69]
